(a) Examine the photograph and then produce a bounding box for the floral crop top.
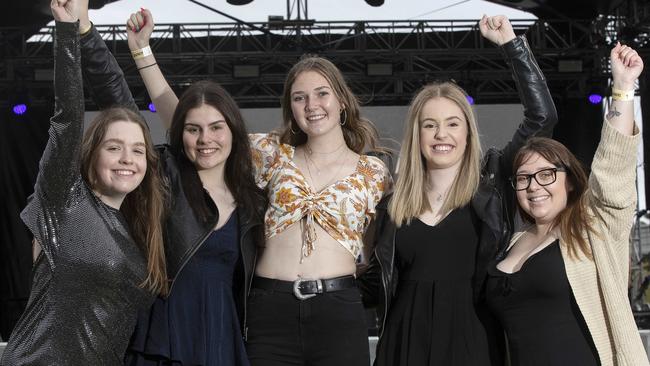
[250,134,392,260]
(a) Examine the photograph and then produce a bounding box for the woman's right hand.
[126,8,154,51]
[50,0,79,23]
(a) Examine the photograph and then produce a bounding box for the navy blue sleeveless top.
[126,211,250,366]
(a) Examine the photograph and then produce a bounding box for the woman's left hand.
[479,15,516,46]
[611,42,644,91]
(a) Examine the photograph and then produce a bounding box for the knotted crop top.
[250,133,392,259]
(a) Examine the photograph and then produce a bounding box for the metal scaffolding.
[1,18,645,109]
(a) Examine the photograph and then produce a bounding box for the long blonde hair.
[389,82,482,226]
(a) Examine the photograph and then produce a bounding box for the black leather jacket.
[78,26,264,334]
[358,35,557,364]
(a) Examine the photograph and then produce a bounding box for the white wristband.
[131,45,152,60]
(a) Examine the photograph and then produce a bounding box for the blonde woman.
[359,15,556,365]
[486,44,648,366]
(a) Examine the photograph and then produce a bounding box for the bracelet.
[80,22,93,37]
[137,62,157,71]
[131,45,152,60]
[612,88,635,101]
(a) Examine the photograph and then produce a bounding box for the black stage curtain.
[552,97,605,172]
[0,105,50,339]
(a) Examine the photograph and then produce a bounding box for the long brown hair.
[168,80,266,223]
[81,107,169,295]
[513,137,597,260]
[279,55,382,154]
[389,82,482,226]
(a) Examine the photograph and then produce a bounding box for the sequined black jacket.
[1,21,155,365]
[78,26,264,335]
[357,35,558,365]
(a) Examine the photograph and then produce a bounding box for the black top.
[375,205,491,366]
[1,22,154,365]
[486,240,600,366]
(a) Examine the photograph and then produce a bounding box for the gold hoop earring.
[340,109,347,126]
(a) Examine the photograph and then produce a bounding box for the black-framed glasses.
[510,167,566,191]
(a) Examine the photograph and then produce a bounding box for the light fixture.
[558,60,582,73]
[13,104,27,115]
[227,0,254,5]
[364,0,384,6]
[588,94,603,104]
[233,65,260,78]
[367,63,392,76]
[34,69,54,81]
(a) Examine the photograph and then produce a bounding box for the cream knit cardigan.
[513,119,649,366]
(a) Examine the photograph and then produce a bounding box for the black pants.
[245,280,370,366]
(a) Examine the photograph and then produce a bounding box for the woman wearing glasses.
[486,43,648,365]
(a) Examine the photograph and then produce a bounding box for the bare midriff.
[254,221,357,280]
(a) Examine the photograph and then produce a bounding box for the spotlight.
[148,103,157,113]
[227,0,254,4]
[13,104,27,115]
[365,0,384,6]
[466,95,474,105]
[588,94,603,104]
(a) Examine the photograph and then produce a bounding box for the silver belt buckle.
[293,278,321,300]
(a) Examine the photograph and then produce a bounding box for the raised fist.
[610,42,644,91]
[479,15,516,46]
[50,0,79,23]
[126,8,155,51]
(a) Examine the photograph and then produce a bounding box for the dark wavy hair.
[168,80,266,223]
[81,107,169,295]
[513,137,598,260]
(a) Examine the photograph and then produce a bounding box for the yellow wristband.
[612,88,635,101]
[131,45,152,60]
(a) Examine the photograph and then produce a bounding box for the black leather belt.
[252,275,356,300]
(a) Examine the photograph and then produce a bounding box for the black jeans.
[245,279,370,366]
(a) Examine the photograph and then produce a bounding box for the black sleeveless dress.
[375,205,491,366]
[486,240,600,365]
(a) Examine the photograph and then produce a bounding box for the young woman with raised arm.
[486,44,648,366]
[66,2,268,365]
[1,0,167,363]
[357,15,558,365]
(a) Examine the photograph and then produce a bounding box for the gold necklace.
[305,141,345,155]
[303,146,348,188]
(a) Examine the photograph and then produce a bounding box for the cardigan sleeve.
[586,118,639,263]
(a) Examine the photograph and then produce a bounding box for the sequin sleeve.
[249,133,282,190]
[20,21,85,265]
